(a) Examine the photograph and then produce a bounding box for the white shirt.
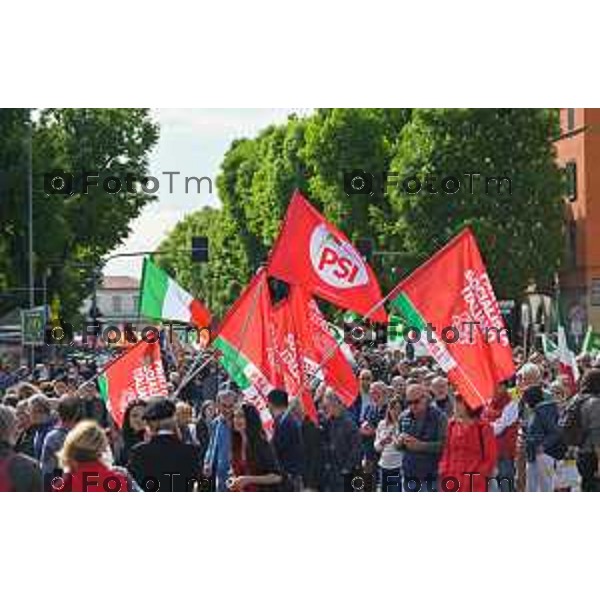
[374,421,404,469]
[492,399,519,436]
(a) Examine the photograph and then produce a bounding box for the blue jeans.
[379,467,402,491]
[526,453,556,492]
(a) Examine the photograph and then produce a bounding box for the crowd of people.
[1,343,599,492]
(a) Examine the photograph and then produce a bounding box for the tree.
[386,108,564,298]
[158,108,565,317]
[0,108,159,320]
[0,109,30,297]
[302,108,411,236]
[156,207,249,318]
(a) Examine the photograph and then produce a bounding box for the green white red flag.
[541,333,559,361]
[139,257,212,329]
[389,228,515,409]
[267,190,387,322]
[558,322,579,392]
[212,270,277,434]
[326,321,357,367]
[98,340,168,428]
[582,324,600,355]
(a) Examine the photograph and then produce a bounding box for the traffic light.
[191,237,209,263]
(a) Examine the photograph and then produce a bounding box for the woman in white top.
[374,399,403,491]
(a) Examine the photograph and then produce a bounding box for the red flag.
[389,228,515,409]
[268,190,387,322]
[98,340,168,428]
[270,295,315,422]
[213,270,277,434]
[270,285,358,421]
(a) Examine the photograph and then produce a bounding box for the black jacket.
[128,433,201,492]
[0,443,42,492]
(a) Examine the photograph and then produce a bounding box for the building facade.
[555,108,600,343]
[81,276,140,325]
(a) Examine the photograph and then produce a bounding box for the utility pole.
[27,121,35,368]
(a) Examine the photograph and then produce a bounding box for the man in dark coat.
[321,389,361,491]
[268,389,304,490]
[128,397,202,492]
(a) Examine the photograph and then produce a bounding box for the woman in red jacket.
[439,393,497,492]
[53,420,129,492]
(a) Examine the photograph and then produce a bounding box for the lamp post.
[26,121,34,368]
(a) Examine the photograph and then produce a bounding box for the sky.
[104,108,310,277]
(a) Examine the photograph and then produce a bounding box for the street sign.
[21,306,48,345]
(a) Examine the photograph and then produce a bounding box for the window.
[112,295,122,314]
[591,279,600,307]
[567,108,575,131]
[567,221,577,268]
[565,161,577,201]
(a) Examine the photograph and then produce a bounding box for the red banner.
[390,228,515,408]
[268,190,387,322]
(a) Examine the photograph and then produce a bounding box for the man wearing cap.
[128,397,202,492]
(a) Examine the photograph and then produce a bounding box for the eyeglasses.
[407,398,423,406]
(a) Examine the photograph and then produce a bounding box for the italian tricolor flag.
[139,257,211,329]
[557,322,579,393]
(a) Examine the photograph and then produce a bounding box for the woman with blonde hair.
[54,420,129,492]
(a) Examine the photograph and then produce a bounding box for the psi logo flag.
[268,190,387,322]
[98,340,168,428]
[389,228,515,409]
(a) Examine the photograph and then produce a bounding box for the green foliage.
[0,108,158,319]
[156,207,249,317]
[387,108,563,298]
[151,108,566,317]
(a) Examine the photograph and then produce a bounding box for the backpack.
[535,400,568,461]
[558,393,589,448]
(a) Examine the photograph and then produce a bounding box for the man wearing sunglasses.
[397,383,447,491]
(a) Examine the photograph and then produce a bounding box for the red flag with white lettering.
[270,285,358,421]
[98,340,168,428]
[267,190,387,322]
[389,228,515,409]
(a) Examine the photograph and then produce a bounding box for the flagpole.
[219,269,267,386]
[171,353,217,400]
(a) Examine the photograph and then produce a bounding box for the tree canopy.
[157,108,564,317]
[0,108,158,320]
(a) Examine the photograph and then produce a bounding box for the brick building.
[555,108,600,342]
